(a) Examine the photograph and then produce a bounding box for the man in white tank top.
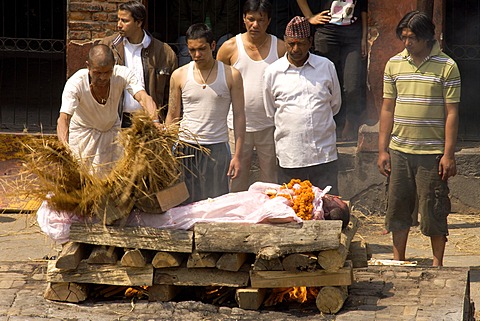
[166,24,246,204]
[217,0,286,192]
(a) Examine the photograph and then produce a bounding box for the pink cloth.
[37,182,329,243]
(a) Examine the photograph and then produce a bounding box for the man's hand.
[228,156,241,180]
[307,10,331,25]
[377,151,391,177]
[438,155,456,181]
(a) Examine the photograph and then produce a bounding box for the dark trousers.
[179,142,231,204]
[314,26,366,130]
[278,160,339,195]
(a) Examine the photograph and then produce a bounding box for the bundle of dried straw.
[12,112,195,224]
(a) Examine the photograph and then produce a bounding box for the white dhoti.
[68,123,122,176]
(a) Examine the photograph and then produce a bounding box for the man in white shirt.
[99,1,177,127]
[57,44,159,176]
[263,16,342,193]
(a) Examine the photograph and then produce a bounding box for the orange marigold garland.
[277,179,315,220]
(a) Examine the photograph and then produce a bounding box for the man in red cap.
[263,16,342,194]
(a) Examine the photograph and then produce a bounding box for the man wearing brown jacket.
[99,1,177,127]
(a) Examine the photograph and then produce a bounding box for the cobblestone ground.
[0,261,470,321]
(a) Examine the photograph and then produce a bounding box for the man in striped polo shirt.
[377,11,461,267]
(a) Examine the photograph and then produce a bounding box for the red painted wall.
[365,0,443,124]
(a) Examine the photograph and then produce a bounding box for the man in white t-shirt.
[57,44,159,176]
[217,0,286,191]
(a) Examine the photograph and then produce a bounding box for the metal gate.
[0,0,66,133]
[444,0,480,140]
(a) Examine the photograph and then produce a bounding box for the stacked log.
[45,216,363,314]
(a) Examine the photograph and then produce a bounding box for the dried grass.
[7,112,197,223]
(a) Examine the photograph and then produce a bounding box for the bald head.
[88,44,115,67]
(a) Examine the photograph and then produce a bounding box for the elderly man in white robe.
[57,44,159,176]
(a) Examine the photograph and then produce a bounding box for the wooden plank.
[250,261,353,288]
[216,253,248,272]
[55,242,91,270]
[69,223,193,253]
[154,265,250,287]
[152,252,185,268]
[317,215,359,272]
[156,182,189,211]
[47,260,153,286]
[44,282,89,303]
[187,251,221,268]
[194,221,342,256]
[87,245,118,264]
[315,286,348,314]
[235,288,267,310]
[148,284,181,302]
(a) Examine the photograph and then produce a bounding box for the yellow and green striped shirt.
[383,41,461,154]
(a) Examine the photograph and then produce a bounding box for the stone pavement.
[0,149,477,320]
[0,259,471,320]
[0,213,475,320]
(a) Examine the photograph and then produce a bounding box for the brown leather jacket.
[98,31,178,119]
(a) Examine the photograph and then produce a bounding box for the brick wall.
[66,0,142,76]
[68,0,124,41]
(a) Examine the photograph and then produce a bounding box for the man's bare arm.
[277,38,287,57]
[377,98,395,177]
[216,37,237,66]
[133,90,159,121]
[439,102,459,180]
[165,70,183,126]
[228,66,246,179]
[57,112,72,145]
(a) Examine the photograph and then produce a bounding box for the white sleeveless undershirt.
[179,61,231,144]
[227,34,278,131]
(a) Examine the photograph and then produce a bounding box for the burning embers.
[264,286,320,306]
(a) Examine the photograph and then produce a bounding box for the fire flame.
[264,287,320,306]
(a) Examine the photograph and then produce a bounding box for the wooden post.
[44,282,89,303]
[346,239,368,268]
[152,252,185,268]
[148,284,181,301]
[87,245,118,264]
[253,256,284,271]
[417,0,434,18]
[282,253,318,272]
[187,251,221,268]
[216,253,248,272]
[235,288,267,310]
[121,248,152,267]
[55,242,90,270]
[317,215,359,272]
[315,286,348,314]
